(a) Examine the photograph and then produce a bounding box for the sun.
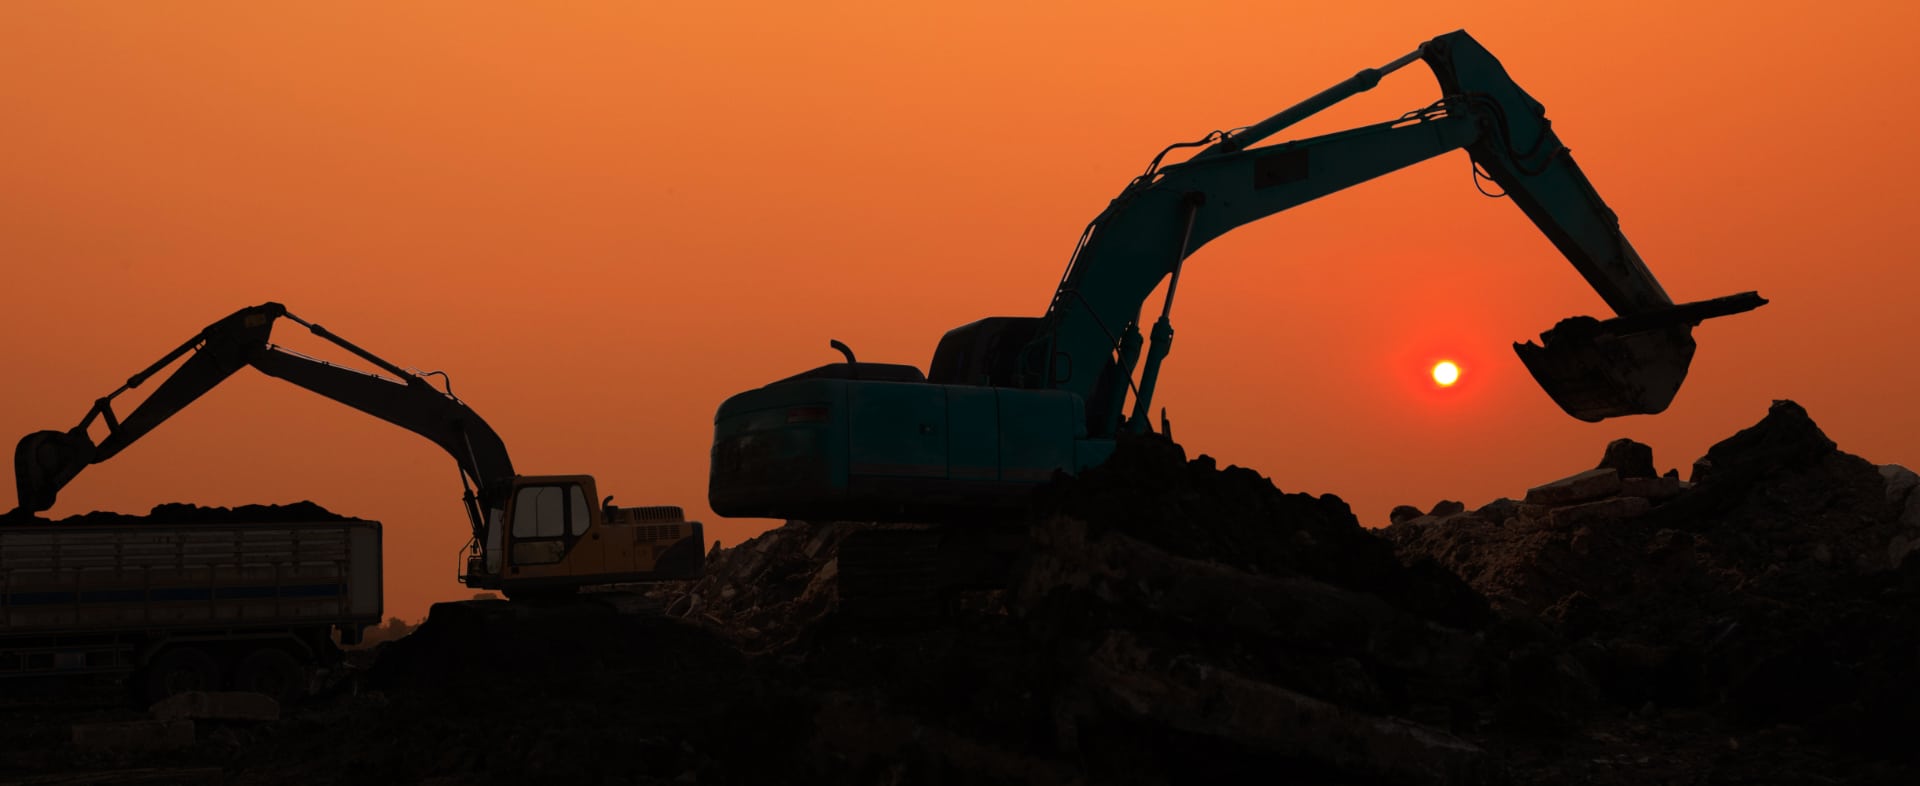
[1431,360,1460,387]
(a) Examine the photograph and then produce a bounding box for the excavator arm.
[1036,29,1764,434]
[9,303,513,538]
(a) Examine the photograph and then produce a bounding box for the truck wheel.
[141,647,221,705]
[231,648,309,704]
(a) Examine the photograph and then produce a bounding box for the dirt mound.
[8,501,360,527]
[1034,433,1491,630]
[655,519,860,651]
[37,401,1914,785]
[233,601,802,785]
[650,434,1502,784]
[1387,400,1920,781]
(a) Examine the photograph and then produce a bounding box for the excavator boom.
[9,303,512,538]
[1036,29,1763,429]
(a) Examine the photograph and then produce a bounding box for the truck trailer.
[0,513,381,704]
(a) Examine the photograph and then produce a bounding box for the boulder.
[1473,497,1519,522]
[1690,458,1713,483]
[1524,468,1621,507]
[1389,505,1425,525]
[1881,464,1919,507]
[1619,475,1681,501]
[1546,496,1650,530]
[1695,400,1837,485]
[1596,438,1657,479]
[1428,500,1466,517]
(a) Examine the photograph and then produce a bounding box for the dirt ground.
[4,400,1915,785]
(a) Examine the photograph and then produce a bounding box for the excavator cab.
[460,475,704,598]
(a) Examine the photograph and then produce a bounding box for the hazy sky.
[5,1,1914,620]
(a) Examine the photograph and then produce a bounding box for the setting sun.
[1432,361,1461,387]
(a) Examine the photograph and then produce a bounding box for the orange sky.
[4,2,1915,621]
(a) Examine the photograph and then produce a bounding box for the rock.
[1881,465,1920,531]
[1474,497,1519,522]
[1690,458,1712,483]
[1525,468,1622,507]
[150,691,281,722]
[1597,439,1657,479]
[1428,500,1466,517]
[1083,631,1495,786]
[1696,400,1837,485]
[1389,505,1425,525]
[1881,464,1920,507]
[1619,475,1681,501]
[71,719,196,752]
[1546,496,1650,530]
[1891,535,1918,568]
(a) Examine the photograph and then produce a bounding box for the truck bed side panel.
[0,520,383,635]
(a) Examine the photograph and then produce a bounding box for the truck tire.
[141,646,221,705]
[231,647,309,704]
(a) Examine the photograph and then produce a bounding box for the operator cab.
[928,317,1039,386]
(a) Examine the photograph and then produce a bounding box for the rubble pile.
[658,519,864,650]
[221,434,1507,785]
[749,437,1505,785]
[987,457,1500,783]
[13,400,1917,784]
[1387,400,1920,779]
[236,601,804,785]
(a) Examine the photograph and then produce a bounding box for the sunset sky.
[4,2,1914,620]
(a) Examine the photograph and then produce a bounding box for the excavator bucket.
[11,429,95,516]
[1516,292,1767,422]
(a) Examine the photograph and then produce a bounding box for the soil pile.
[6,501,360,526]
[1387,399,1920,783]
[658,519,863,651]
[20,401,1917,785]
[241,601,798,785]
[226,434,1505,785]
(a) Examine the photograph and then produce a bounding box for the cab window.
[569,486,591,536]
[510,484,586,565]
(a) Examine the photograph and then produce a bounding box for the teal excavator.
[710,31,1764,534]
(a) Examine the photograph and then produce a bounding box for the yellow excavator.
[7,302,703,599]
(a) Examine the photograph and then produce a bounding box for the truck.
[708,30,1767,604]
[0,508,380,704]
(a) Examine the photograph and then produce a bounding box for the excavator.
[709,30,1765,601]
[7,302,704,599]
